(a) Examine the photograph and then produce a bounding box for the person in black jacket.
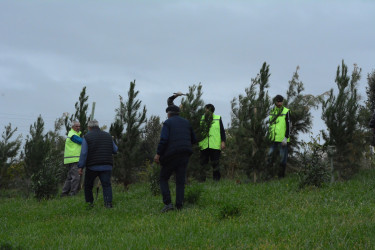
[154,94,197,212]
[78,120,118,208]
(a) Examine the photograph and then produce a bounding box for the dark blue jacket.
[157,115,197,163]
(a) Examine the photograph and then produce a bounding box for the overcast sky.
[1,0,374,142]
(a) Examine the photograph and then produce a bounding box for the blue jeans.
[160,154,189,209]
[84,168,112,204]
[267,142,288,177]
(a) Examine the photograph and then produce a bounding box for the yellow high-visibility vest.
[63,129,82,164]
[269,107,290,142]
[199,114,221,150]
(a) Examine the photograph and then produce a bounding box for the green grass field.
[1,169,375,249]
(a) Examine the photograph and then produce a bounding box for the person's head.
[166,105,180,118]
[88,120,99,131]
[274,95,284,108]
[205,104,215,113]
[72,121,80,132]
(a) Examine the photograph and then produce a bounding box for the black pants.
[200,148,221,181]
[84,168,112,204]
[160,155,189,209]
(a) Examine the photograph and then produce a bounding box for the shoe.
[105,202,113,209]
[161,203,174,213]
[60,193,68,197]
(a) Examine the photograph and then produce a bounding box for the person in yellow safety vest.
[61,121,83,196]
[268,95,290,178]
[199,104,226,181]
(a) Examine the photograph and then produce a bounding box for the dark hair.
[205,104,215,113]
[274,95,284,102]
[166,105,180,114]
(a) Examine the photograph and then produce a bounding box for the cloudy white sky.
[1,0,374,141]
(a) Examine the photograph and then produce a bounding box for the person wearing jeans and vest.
[199,104,226,181]
[61,121,82,197]
[154,98,197,213]
[268,95,290,178]
[78,120,118,208]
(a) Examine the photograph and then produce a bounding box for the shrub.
[184,183,203,204]
[31,162,60,201]
[147,161,161,196]
[297,135,331,189]
[219,202,241,219]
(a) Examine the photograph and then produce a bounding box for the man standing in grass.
[61,121,82,197]
[198,104,226,181]
[268,95,290,178]
[154,94,197,212]
[78,120,118,208]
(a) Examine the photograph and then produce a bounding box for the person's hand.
[173,91,183,96]
[221,141,226,150]
[281,137,288,146]
[154,154,160,164]
[78,168,83,176]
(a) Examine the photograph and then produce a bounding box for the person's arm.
[70,135,83,145]
[112,141,118,154]
[219,118,226,142]
[78,138,88,175]
[167,95,178,106]
[154,123,170,164]
[191,125,197,144]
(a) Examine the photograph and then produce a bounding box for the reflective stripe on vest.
[269,107,290,142]
[63,129,82,164]
[199,114,221,150]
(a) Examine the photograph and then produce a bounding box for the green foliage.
[298,134,331,188]
[0,124,22,189]
[110,80,147,188]
[219,202,241,219]
[230,62,272,181]
[24,116,65,200]
[141,115,162,162]
[179,84,207,180]
[146,161,161,196]
[184,183,203,204]
[284,66,319,161]
[321,61,365,179]
[64,86,90,135]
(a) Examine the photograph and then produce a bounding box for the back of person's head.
[273,95,284,103]
[205,104,215,113]
[88,120,99,128]
[166,105,180,116]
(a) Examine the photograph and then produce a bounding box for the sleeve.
[220,118,226,142]
[70,135,83,145]
[191,125,198,144]
[285,111,290,138]
[156,122,170,155]
[167,95,178,106]
[78,138,88,168]
[112,141,118,154]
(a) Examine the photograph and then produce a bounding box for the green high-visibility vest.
[269,107,290,142]
[63,129,82,164]
[199,114,221,150]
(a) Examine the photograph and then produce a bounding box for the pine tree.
[284,66,319,166]
[230,62,272,181]
[0,124,22,188]
[64,86,90,135]
[140,115,162,162]
[321,61,364,179]
[110,80,147,188]
[179,83,206,180]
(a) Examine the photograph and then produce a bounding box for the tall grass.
[1,169,375,249]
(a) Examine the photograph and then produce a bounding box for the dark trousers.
[267,142,288,177]
[160,155,189,208]
[84,168,112,204]
[200,148,221,181]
